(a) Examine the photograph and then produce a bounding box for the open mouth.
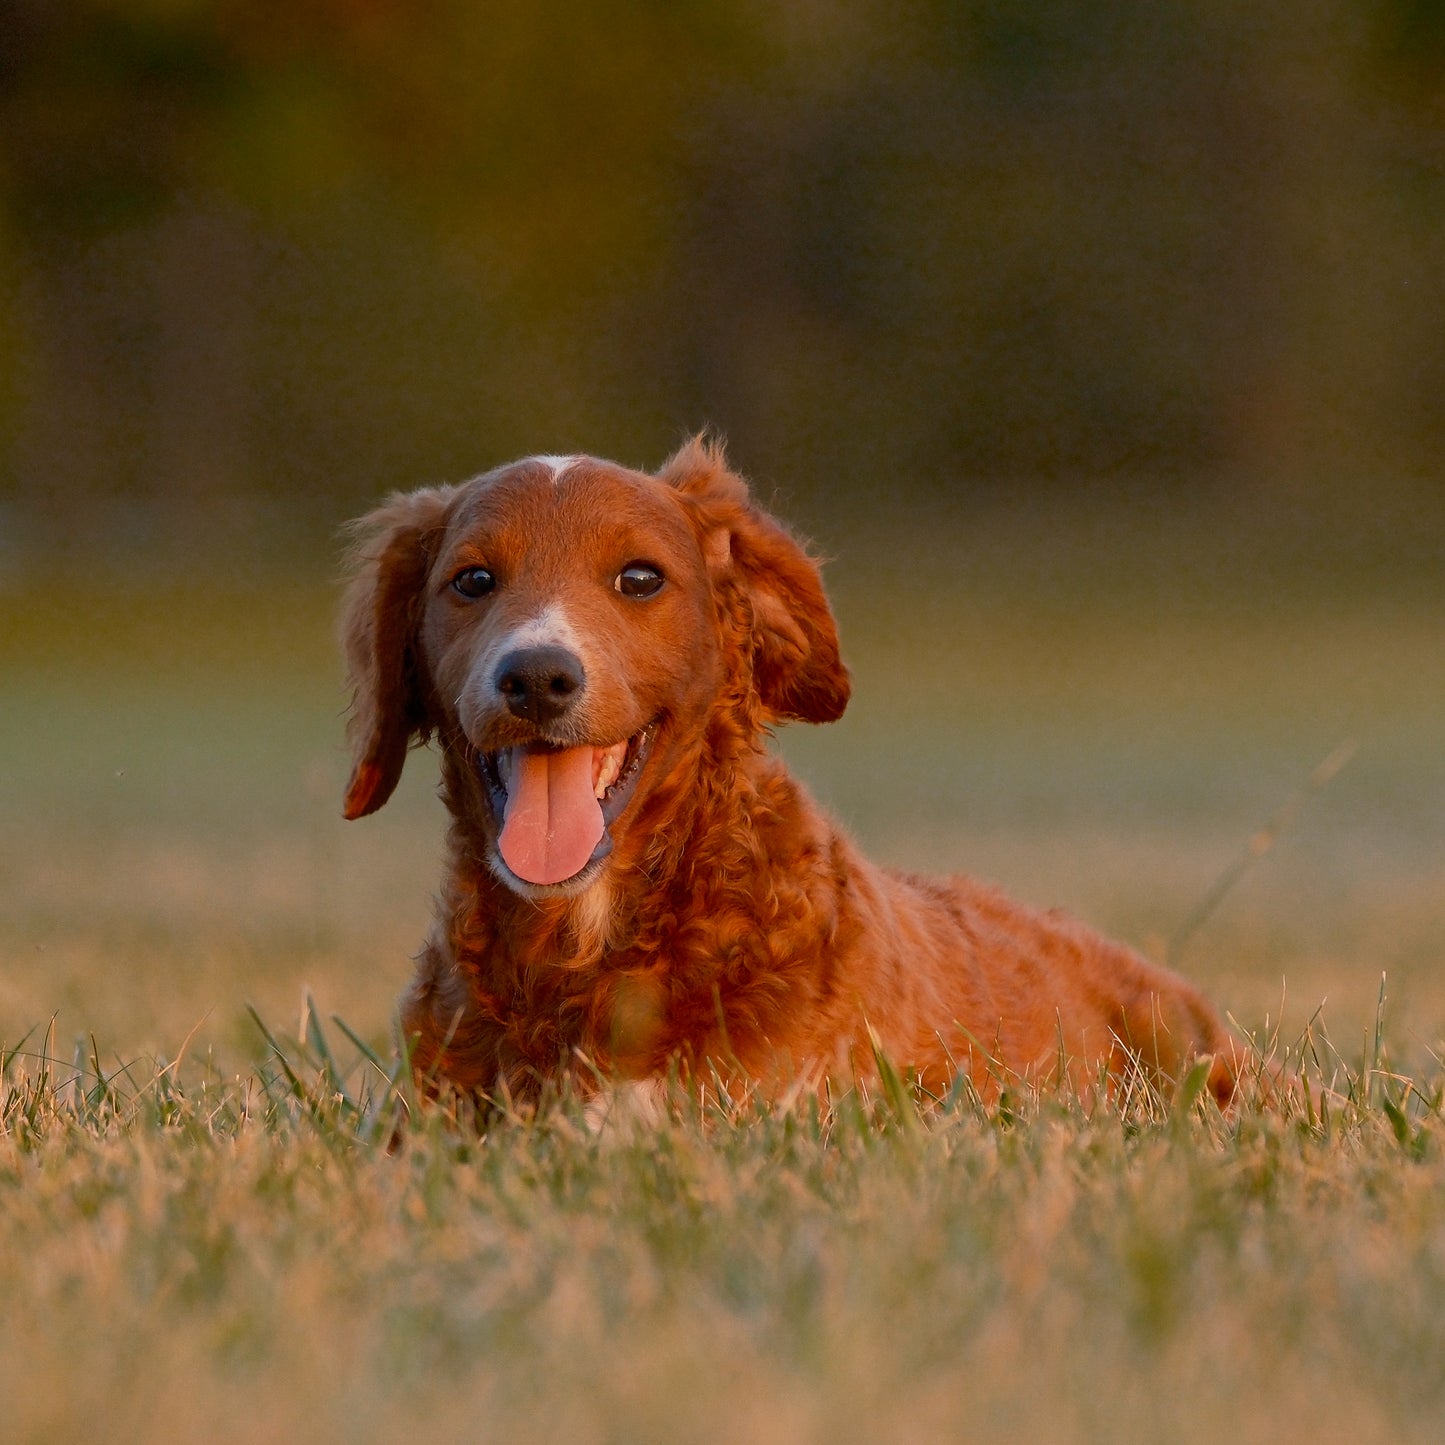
[476,725,655,889]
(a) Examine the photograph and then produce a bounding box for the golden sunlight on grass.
[3,538,1441,1443]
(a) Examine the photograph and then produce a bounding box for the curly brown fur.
[342,440,1241,1111]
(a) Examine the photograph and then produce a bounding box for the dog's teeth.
[593,743,626,798]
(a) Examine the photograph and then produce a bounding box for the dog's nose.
[494,646,586,725]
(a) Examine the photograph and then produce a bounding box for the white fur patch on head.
[531,454,582,480]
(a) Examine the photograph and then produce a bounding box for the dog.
[341,439,1240,1112]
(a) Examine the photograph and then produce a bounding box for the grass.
[3,500,1443,1441]
[3,1013,1443,1444]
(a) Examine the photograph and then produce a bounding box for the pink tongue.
[498,746,604,885]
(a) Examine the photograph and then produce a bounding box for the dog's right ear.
[339,487,455,820]
[660,435,850,724]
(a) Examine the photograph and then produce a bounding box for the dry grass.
[2,1020,1442,1445]
[3,523,1443,1442]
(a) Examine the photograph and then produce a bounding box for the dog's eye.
[615,563,664,599]
[452,566,496,599]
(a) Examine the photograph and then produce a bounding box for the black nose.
[494,645,586,725]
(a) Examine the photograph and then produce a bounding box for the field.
[3,498,1443,1442]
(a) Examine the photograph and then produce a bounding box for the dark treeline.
[2,0,1443,551]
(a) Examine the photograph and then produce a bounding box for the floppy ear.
[660,436,850,724]
[339,486,455,819]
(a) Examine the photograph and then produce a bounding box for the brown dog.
[342,440,1238,1111]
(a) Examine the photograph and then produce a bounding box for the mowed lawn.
[3,501,1443,1442]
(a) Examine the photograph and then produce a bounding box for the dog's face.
[421,456,724,894]
[341,441,850,898]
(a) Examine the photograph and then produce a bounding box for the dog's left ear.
[339,486,455,819]
[660,437,850,724]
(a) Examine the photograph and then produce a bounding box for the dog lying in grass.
[342,439,1240,1112]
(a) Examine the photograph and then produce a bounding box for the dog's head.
[340,439,849,897]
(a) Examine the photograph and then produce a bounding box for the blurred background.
[2,1,1441,1067]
